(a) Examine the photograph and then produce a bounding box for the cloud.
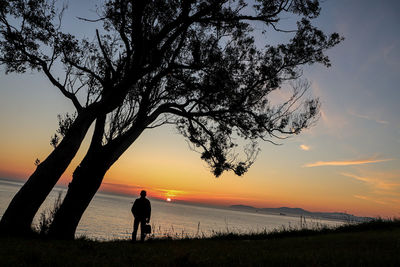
[153,188,187,198]
[304,157,393,167]
[318,108,350,136]
[299,144,310,151]
[348,110,389,125]
[354,195,388,205]
[344,170,400,207]
[374,190,400,198]
[342,172,400,191]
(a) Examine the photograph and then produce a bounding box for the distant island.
[230,205,374,222]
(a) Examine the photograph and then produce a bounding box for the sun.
[166,198,172,202]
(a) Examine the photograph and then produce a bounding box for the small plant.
[34,158,41,166]
[36,191,63,236]
[50,112,77,148]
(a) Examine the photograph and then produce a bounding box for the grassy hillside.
[1,219,399,266]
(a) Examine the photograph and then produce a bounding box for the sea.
[0,179,342,241]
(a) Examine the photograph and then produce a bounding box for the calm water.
[0,179,341,240]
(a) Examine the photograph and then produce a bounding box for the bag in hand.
[143,224,151,234]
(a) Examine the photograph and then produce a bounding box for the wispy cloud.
[345,170,400,207]
[320,109,349,133]
[300,144,310,151]
[304,157,393,167]
[342,172,400,190]
[354,195,388,205]
[348,110,389,125]
[153,188,187,198]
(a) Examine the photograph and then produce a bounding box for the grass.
[1,219,399,266]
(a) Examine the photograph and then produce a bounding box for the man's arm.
[131,200,136,215]
[146,200,151,223]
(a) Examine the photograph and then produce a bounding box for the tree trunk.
[0,112,95,235]
[47,152,109,239]
[48,122,146,239]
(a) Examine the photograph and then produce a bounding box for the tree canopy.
[0,0,342,177]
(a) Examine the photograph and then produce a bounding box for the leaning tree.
[39,0,342,239]
[0,0,208,234]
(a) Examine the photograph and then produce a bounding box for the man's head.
[140,190,146,197]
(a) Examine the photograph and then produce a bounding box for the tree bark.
[0,112,95,235]
[48,122,146,239]
[47,152,109,239]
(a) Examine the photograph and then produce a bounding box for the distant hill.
[230,205,374,222]
[230,205,258,211]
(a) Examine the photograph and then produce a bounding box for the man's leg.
[140,219,146,242]
[132,218,139,241]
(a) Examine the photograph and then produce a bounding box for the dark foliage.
[1,0,342,177]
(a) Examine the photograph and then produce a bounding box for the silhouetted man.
[131,190,151,242]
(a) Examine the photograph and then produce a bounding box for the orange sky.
[1,122,398,218]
